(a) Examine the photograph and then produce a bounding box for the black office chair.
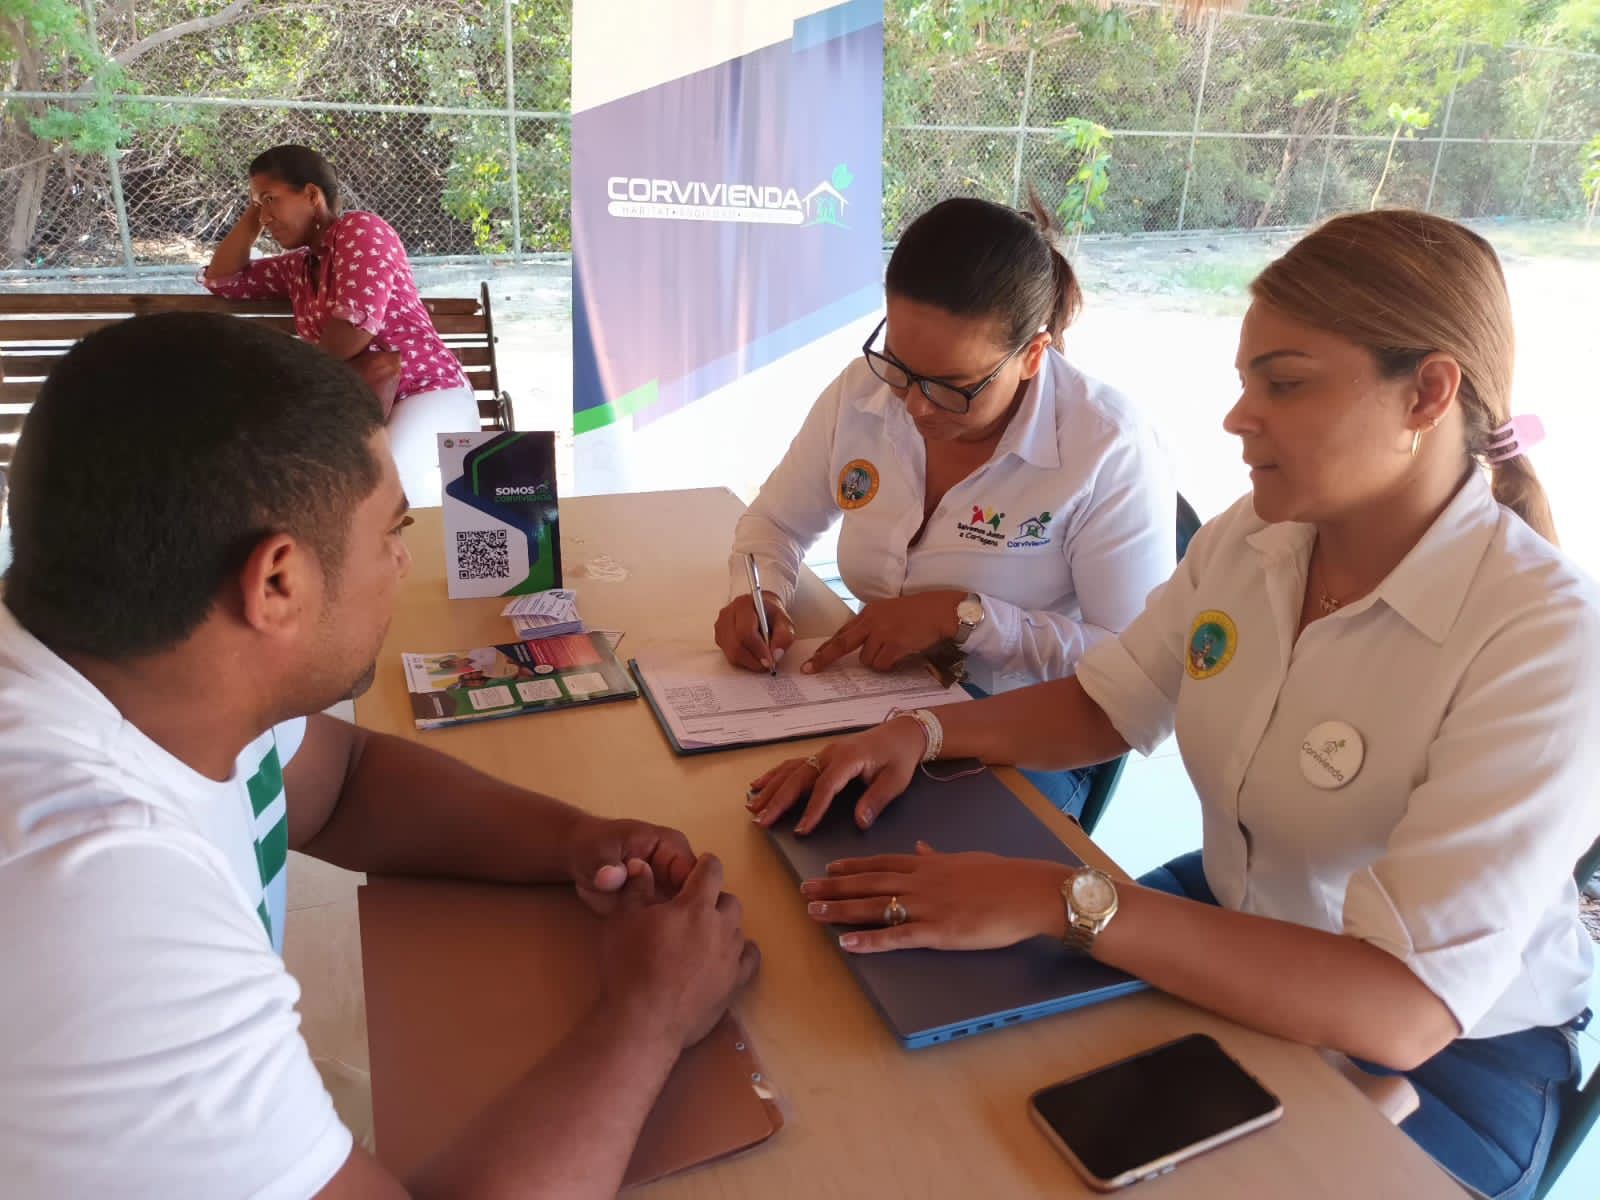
[1075,493,1203,835]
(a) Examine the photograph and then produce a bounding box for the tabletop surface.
[350,488,1461,1199]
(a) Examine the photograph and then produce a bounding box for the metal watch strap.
[1062,918,1098,954]
[1060,870,1115,954]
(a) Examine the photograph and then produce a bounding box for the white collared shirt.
[1077,471,1600,1038]
[730,351,1174,693]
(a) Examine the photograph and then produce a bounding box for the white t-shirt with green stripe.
[0,603,352,1197]
[242,718,299,954]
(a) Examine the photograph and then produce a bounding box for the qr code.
[456,529,510,580]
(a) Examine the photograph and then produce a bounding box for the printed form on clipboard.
[629,637,970,755]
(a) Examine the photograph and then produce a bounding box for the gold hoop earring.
[1410,429,1423,458]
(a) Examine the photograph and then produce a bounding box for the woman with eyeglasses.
[714,195,1173,817]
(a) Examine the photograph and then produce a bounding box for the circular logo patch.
[837,459,879,510]
[1186,610,1237,680]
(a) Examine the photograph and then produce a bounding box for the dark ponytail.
[248,144,340,212]
[1021,188,1082,350]
[885,192,1083,353]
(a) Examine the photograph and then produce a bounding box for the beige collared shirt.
[1078,471,1600,1037]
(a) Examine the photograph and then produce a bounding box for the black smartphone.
[1029,1033,1284,1191]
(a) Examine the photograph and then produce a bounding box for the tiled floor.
[284,852,374,1148]
[284,697,375,1145]
[1091,735,1200,881]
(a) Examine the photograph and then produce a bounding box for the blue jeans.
[1139,851,1585,1200]
[961,682,1092,819]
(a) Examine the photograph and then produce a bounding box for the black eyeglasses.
[861,317,1034,415]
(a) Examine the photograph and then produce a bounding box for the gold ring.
[885,896,909,926]
[803,755,822,772]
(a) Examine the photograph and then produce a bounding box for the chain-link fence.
[2,0,569,273]
[4,1,1598,274]
[885,2,1600,239]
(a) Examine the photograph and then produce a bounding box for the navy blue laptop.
[765,765,1144,1049]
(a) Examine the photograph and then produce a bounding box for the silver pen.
[744,553,778,676]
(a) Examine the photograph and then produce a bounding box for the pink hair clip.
[1484,414,1545,465]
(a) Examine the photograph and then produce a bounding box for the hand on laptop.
[747,716,926,835]
[598,853,762,1048]
[570,814,697,913]
[800,842,1072,954]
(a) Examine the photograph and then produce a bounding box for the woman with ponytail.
[717,194,1174,818]
[753,210,1596,1200]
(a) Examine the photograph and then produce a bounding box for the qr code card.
[439,431,562,599]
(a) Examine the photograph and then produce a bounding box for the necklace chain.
[1313,548,1360,614]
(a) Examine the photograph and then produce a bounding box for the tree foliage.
[2,1,1598,269]
[1,0,570,265]
[884,0,1600,235]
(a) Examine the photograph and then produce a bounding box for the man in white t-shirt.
[0,313,758,1199]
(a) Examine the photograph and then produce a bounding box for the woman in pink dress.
[203,144,479,505]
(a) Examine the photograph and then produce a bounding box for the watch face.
[1071,870,1116,917]
[957,598,984,625]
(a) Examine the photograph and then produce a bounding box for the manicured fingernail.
[774,648,786,662]
[858,808,874,826]
[802,662,816,674]
[800,881,818,896]
[808,902,828,916]
[839,934,860,950]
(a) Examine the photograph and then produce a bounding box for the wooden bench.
[0,282,514,470]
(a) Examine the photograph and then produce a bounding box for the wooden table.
[353,488,1462,1199]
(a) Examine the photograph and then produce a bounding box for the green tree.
[1371,102,1432,207]
[885,0,1600,236]
[1,0,129,262]
[2,0,263,265]
[1052,117,1112,242]
[1582,132,1600,228]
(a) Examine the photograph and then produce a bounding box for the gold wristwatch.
[1060,867,1119,954]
